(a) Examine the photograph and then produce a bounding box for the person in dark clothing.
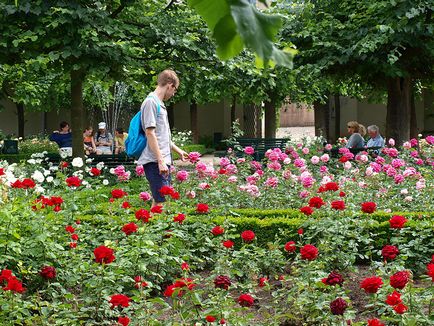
[49,121,72,156]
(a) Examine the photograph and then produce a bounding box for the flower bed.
[0,136,433,325]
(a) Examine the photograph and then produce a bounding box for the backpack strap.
[146,94,161,116]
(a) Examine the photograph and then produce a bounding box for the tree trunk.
[264,100,276,138]
[386,77,411,146]
[314,100,330,142]
[70,69,85,158]
[243,104,255,137]
[334,94,341,143]
[230,95,236,127]
[16,103,24,139]
[190,101,198,144]
[410,88,418,139]
[254,104,262,137]
[167,103,174,130]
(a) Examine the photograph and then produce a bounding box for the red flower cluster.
[300,206,314,215]
[300,244,318,260]
[222,240,234,249]
[381,245,399,261]
[109,294,130,309]
[0,168,4,175]
[393,303,408,314]
[134,276,148,289]
[331,200,346,210]
[196,203,209,214]
[122,222,138,236]
[135,209,151,222]
[237,293,255,307]
[205,316,216,322]
[241,230,255,243]
[32,195,64,212]
[65,176,82,188]
[322,271,344,286]
[159,185,180,200]
[111,188,127,199]
[308,196,325,208]
[118,316,130,326]
[389,215,407,228]
[0,269,25,293]
[360,276,383,293]
[330,297,347,315]
[284,241,296,253]
[94,245,115,264]
[151,205,163,214]
[325,182,339,191]
[173,213,185,224]
[367,318,385,326]
[40,266,56,280]
[211,225,224,236]
[65,224,79,248]
[361,202,377,213]
[163,278,196,297]
[121,201,131,209]
[390,270,410,290]
[385,290,402,306]
[214,275,231,290]
[11,178,36,189]
[427,263,434,281]
[258,277,268,287]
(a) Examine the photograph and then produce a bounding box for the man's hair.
[60,121,69,129]
[367,125,379,133]
[157,69,179,87]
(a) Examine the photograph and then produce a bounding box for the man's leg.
[144,162,170,207]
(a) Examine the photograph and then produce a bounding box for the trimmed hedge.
[172,144,206,160]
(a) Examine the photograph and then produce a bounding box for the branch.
[165,0,177,10]
[110,3,126,18]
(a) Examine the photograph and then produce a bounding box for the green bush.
[172,144,207,159]
[18,137,58,155]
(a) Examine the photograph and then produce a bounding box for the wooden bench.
[46,153,136,168]
[327,146,382,158]
[235,138,289,161]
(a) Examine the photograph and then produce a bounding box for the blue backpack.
[125,95,160,158]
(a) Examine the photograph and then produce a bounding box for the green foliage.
[172,144,207,160]
[18,137,58,155]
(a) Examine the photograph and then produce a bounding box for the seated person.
[83,127,97,155]
[114,127,128,154]
[94,122,113,155]
[366,125,385,148]
[49,121,72,156]
[345,121,366,149]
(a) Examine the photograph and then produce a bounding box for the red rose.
[330,297,347,315]
[322,271,344,286]
[0,168,4,175]
[211,225,225,236]
[390,271,410,290]
[159,185,175,196]
[325,182,339,191]
[339,191,346,197]
[164,284,176,297]
[361,202,377,213]
[111,188,127,199]
[196,203,209,214]
[53,205,62,212]
[241,230,255,243]
[109,294,130,308]
[61,161,69,168]
[308,196,325,208]
[122,223,138,235]
[151,205,163,214]
[40,266,56,280]
[297,228,303,235]
[11,180,23,188]
[90,167,101,176]
[173,213,185,224]
[22,178,36,189]
[367,319,385,326]
[206,315,216,322]
[427,263,434,281]
[237,293,254,307]
[118,316,130,326]
[360,276,383,293]
[94,245,115,264]
[389,215,407,228]
[181,262,189,270]
[135,209,151,222]
[300,206,314,215]
[331,200,346,210]
[381,245,399,261]
[222,240,234,248]
[65,225,75,234]
[214,275,231,289]
[121,201,131,209]
[170,191,180,200]
[134,276,148,289]
[300,244,318,260]
[69,242,77,248]
[71,233,79,241]
[50,196,64,205]
[0,269,14,284]
[3,277,25,293]
[66,176,81,188]
[385,290,402,306]
[284,241,296,253]
[258,277,268,287]
[393,303,408,314]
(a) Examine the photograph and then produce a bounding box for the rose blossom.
[367,319,385,326]
[361,202,377,214]
[360,276,383,293]
[237,293,254,307]
[393,303,408,314]
[211,225,224,236]
[214,275,231,289]
[40,266,56,280]
[196,203,209,213]
[320,154,330,163]
[94,245,115,264]
[244,146,254,155]
[222,240,234,248]
[322,271,344,286]
[300,244,318,260]
[389,215,407,228]
[139,192,151,201]
[300,206,314,215]
[310,156,320,164]
[330,297,347,315]
[241,230,255,243]
[385,290,402,306]
[109,294,130,308]
[284,241,296,253]
[122,223,138,235]
[381,245,399,260]
[331,200,345,210]
[135,165,144,176]
[390,271,410,290]
[176,170,189,182]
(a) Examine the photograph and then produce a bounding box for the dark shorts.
[143,162,171,203]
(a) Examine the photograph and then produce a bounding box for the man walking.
[138,69,188,207]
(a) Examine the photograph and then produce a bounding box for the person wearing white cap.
[94,121,113,155]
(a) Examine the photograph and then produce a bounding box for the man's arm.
[171,142,188,161]
[145,128,168,175]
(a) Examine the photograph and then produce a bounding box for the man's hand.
[179,150,189,162]
[158,159,169,176]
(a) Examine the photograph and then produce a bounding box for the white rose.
[400,189,408,195]
[43,169,51,176]
[72,157,84,168]
[103,179,109,185]
[32,170,45,183]
[46,176,54,183]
